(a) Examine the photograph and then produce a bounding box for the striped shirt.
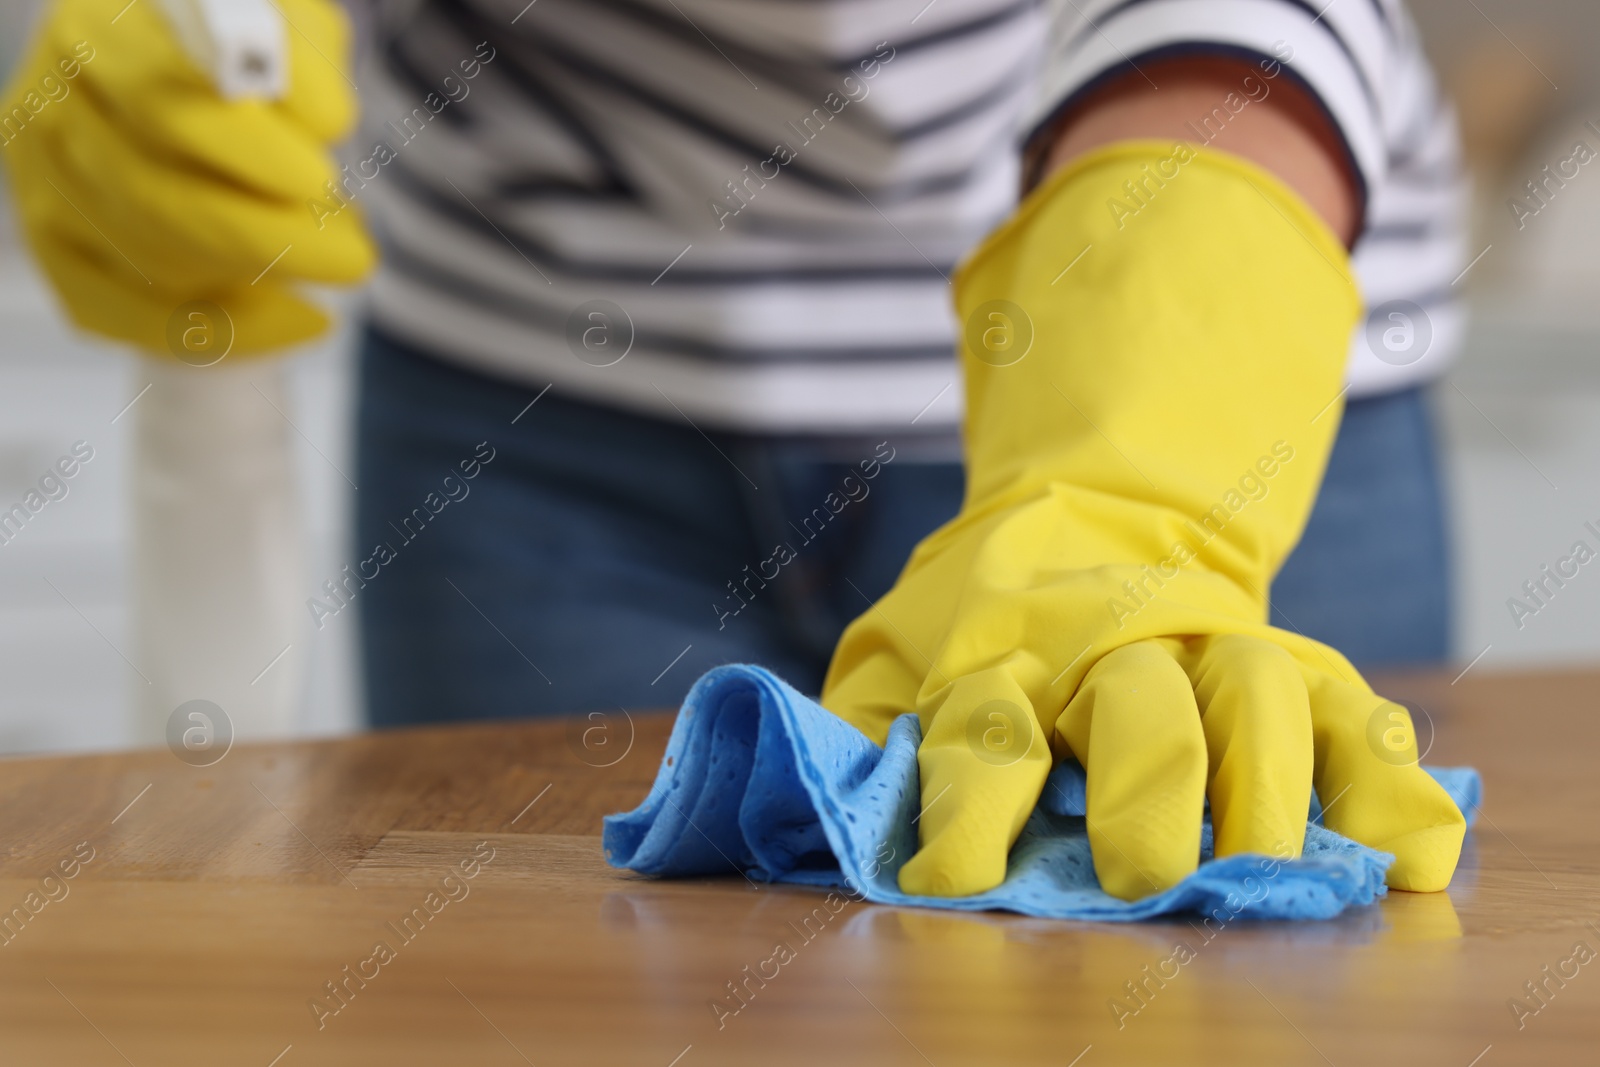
[355,0,1467,434]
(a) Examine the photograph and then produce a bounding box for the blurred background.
[1,0,1597,754]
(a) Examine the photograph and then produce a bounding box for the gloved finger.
[820,635,925,746]
[1302,669,1466,891]
[1055,639,1207,901]
[822,528,975,745]
[274,0,361,142]
[1175,633,1313,861]
[132,93,344,204]
[30,233,330,355]
[49,4,341,201]
[39,100,373,285]
[896,668,1053,897]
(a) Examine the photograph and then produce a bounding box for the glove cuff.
[952,139,1362,593]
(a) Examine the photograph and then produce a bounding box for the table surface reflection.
[1,668,1596,1065]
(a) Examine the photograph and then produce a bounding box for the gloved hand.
[822,141,1466,901]
[1,0,375,356]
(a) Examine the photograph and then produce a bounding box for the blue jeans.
[355,329,1451,727]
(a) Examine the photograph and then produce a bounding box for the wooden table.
[1,669,1596,1066]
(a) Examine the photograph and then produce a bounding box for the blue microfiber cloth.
[604,665,1480,921]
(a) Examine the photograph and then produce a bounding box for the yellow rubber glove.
[822,141,1465,901]
[1,0,374,357]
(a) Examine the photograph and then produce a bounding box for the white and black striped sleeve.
[1026,0,1420,209]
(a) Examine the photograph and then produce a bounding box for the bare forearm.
[1028,56,1360,246]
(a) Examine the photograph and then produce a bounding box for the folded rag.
[604,666,1480,921]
